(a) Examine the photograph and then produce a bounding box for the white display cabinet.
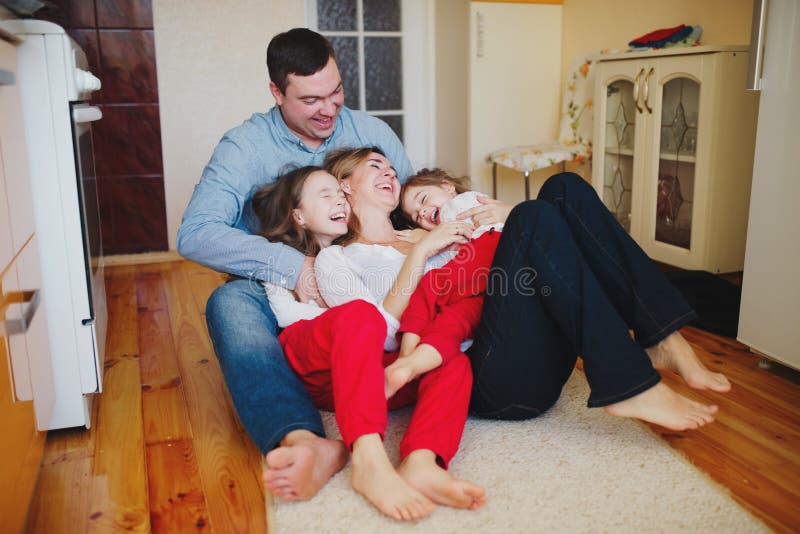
[591,46,759,273]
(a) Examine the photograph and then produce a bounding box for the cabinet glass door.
[602,80,637,232]
[654,77,699,249]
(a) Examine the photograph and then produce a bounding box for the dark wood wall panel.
[38,0,168,255]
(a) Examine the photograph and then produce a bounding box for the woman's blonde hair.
[397,168,472,228]
[323,146,386,245]
[251,166,325,256]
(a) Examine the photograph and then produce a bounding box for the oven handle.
[0,290,40,336]
[73,106,103,124]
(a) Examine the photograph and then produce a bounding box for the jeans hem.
[586,372,662,408]
[262,421,326,454]
[636,310,699,349]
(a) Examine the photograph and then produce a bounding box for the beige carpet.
[269,373,766,533]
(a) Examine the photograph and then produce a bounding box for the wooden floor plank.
[137,269,212,532]
[87,267,150,533]
[146,439,210,532]
[137,271,193,443]
[162,263,266,533]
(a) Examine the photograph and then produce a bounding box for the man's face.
[270,57,344,149]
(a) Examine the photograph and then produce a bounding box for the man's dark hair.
[267,28,337,94]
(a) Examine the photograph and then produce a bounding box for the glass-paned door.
[602,79,637,232]
[312,0,405,140]
[654,76,699,249]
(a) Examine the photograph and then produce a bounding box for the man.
[177,28,414,500]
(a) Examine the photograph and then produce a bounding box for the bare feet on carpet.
[604,382,717,430]
[398,450,486,510]
[646,331,731,393]
[351,434,435,521]
[263,430,348,501]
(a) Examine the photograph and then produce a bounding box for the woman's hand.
[457,196,513,227]
[414,220,472,258]
[394,228,428,244]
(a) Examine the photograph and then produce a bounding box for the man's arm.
[176,135,305,288]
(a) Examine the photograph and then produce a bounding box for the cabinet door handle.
[643,68,655,114]
[633,68,644,113]
[0,290,40,336]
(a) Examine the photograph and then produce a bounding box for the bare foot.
[263,430,348,501]
[646,331,731,393]
[385,344,443,399]
[604,382,718,431]
[351,434,436,521]
[398,450,486,510]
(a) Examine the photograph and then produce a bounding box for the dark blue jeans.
[467,172,697,419]
[205,279,325,453]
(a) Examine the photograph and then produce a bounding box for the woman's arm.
[382,220,473,321]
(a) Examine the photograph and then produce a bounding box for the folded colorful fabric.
[629,24,694,49]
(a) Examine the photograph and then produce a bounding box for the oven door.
[70,102,107,392]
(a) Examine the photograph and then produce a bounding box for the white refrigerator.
[737,0,800,370]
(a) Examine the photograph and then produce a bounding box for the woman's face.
[341,152,400,212]
[293,170,350,247]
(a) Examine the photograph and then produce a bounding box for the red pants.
[278,299,472,468]
[399,230,501,364]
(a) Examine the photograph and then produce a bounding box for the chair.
[488,51,606,199]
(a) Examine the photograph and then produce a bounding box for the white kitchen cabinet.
[0,31,53,532]
[591,46,759,272]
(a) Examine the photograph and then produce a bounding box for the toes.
[265,447,295,469]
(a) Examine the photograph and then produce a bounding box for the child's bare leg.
[603,381,717,430]
[398,449,486,510]
[263,430,348,500]
[385,344,443,399]
[645,331,731,392]
[351,433,436,521]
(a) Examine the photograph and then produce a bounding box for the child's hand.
[415,220,472,258]
[394,228,428,244]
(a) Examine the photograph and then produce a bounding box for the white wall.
[434,0,469,176]
[468,2,563,201]
[152,0,304,250]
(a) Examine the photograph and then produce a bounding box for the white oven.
[0,19,107,429]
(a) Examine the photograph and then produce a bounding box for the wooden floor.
[26,260,800,533]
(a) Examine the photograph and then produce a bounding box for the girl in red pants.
[384,169,503,398]
[252,160,485,521]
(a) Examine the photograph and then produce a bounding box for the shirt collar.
[268,105,343,154]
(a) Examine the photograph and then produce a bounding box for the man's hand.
[457,196,514,227]
[295,256,326,306]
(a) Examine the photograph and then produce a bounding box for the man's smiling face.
[270,56,344,149]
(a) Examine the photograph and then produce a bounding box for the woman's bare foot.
[351,434,436,521]
[398,449,486,510]
[646,331,731,392]
[385,344,443,399]
[604,382,718,430]
[263,430,348,501]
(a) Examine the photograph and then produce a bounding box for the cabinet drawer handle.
[643,68,655,114]
[0,290,40,336]
[633,68,644,113]
[0,69,15,86]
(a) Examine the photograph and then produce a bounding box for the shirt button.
[280,277,287,286]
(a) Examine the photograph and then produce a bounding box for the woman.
[325,148,728,433]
